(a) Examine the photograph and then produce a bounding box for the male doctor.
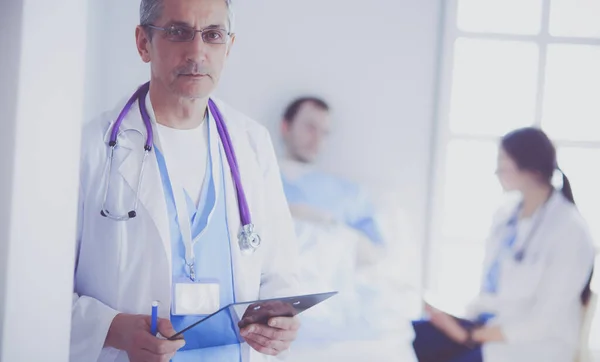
[71,0,300,361]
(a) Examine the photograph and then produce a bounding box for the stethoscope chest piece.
[239,223,261,255]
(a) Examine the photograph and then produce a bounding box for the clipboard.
[167,291,338,350]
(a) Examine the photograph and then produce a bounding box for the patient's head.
[281,97,331,163]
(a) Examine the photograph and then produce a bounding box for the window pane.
[457,0,543,35]
[549,0,600,38]
[440,139,504,239]
[542,45,600,142]
[449,39,539,136]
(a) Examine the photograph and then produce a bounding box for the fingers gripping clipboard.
[167,291,338,349]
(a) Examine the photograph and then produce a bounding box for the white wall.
[85,0,442,258]
[0,0,88,360]
[0,1,23,352]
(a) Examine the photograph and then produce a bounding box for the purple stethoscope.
[100,81,261,254]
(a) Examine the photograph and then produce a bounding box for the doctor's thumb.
[157,318,180,339]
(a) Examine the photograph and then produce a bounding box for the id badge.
[172,277,220,316]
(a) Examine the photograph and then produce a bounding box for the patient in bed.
[278,96,384,267]
[275,97,418,361]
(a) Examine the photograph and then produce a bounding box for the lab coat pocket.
[499,253,545,300]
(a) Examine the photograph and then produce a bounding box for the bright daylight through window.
[428,0,600,350]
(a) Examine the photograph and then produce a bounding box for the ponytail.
[558,169,575,204]
[582,269,594,305]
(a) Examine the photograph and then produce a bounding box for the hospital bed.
[281,190,422,361]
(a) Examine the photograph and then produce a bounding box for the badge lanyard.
[161,111,223,281]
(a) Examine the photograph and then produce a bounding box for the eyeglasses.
[145,24,231,44]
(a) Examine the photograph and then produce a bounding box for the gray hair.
[140,0,235,37]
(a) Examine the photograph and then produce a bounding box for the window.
[549,0,600,38]
[542,44,600,141]
[429,0,600,349]
[449,39,539,136]
[457,0,543,35]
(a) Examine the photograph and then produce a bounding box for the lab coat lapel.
[211,100,263,302]
[486,190,564,265]
[103,97,172,267]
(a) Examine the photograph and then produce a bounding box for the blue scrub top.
[155,115,241,361]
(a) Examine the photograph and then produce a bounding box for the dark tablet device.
[167,291,337,350]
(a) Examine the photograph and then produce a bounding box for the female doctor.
[412,127,595,362]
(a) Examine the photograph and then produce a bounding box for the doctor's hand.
[425,304,469,344]
[105,313,185,362]
[239,316,301,356]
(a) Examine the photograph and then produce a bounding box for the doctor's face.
[282,102,331,163]
[496,147,526,192]
[136,0,234,100]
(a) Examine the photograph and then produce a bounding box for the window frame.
[425,0,600,325]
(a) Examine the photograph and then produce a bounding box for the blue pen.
[150,301,159,336]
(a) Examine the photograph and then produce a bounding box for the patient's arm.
[290,203,383,267]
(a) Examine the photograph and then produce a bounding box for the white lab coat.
[70,91,300,362]
[466,191,595,362]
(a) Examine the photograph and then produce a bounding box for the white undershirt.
[157,121,209,206]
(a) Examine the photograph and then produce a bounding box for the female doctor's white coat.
[466,191,595,362]
[70,92,300,362]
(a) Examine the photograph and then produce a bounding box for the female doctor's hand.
[425,304,470,344]
[105,313,186,362]
[239,316,301,356]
